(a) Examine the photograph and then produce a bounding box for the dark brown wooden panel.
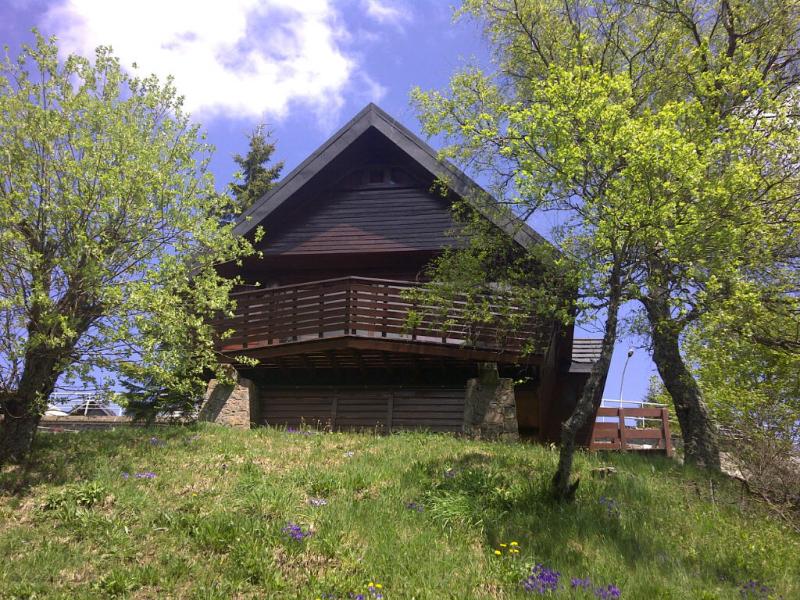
[262,188,459,255]
[259,386,464,433]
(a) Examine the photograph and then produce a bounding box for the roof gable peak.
[233,104,548,250]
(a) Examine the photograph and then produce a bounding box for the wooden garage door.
[260,387,465,432]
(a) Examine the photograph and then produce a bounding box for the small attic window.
[343,169,365,187]
[337,166,416,189]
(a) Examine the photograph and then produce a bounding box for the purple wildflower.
[134,471,157,479]
[348,583,384,600]
[571,575,621,598]
[571,576,593,590]
[149,437,165,447]
[282,522,312,542]
[740,580,773,599]
[595,584,621,599]
[599,496,621,518]
[308,497,328,507]
[286,427,313,435]
[522,563,560,594]
[405,501,424,512]
[121,472,130,479]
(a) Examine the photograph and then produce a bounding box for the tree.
[414,0,800,478]
[686,282,800,509]
[230,124,283,215]
[0,33,256,463]
[415,64,646,499]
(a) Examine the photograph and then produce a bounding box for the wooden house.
[205,103,603,443]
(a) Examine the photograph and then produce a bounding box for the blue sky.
[2,0,659,402]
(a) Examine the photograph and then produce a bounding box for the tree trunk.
[644,296,720,469]
[0,401,41,464]
[552,270,622,501]
[0,354,64,465]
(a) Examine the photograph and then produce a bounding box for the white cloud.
[363,0,411,26]
[41,0,382,124]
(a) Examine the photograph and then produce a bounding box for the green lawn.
[1,425,797,599]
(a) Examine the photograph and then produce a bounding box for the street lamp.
[618,348,635,404]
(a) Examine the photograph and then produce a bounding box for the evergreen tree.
[230,124,283,215]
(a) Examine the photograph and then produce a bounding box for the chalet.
[202,103,604,444]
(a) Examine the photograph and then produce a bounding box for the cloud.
[40,0,381,124]
[363,0,411,26]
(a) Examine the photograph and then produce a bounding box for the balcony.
[213,276,545,363]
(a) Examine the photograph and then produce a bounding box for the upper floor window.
[338,166,416,189]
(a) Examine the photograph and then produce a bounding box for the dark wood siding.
[259,386,465,432]
[262,188,458,255]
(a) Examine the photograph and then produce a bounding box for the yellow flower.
[510,541,519,546]
[494,550,502,555]
[375,584,382,589]
[510,549,520,554]
[500,543,507,547]
[368,582,374,587]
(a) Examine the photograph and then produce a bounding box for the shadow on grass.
[400,448,728,582]
[0,424,202,497]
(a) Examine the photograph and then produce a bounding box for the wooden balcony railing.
[589,406,673,456]
[213,276,544,354]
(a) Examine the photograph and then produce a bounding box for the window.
[337,166,416,189]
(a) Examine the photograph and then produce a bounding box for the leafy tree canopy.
[413,0,800,474]
[0,32,258,461]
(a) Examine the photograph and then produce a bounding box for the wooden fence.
[213,276,544,354]
[589,406,673,456]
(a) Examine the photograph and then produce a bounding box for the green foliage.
[686,290,800,507]
[413,1,800,466]
[1,426,798,598]
[407,195,577,357]
[42,481,108,511]
[230,123,283,215]
[0,33,257,428]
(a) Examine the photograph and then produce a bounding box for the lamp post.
[618,348,635,428]
[618,348,635,404]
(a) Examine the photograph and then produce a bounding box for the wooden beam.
[228,335,541,365]
[275,357,290,379]
[411,356,421,383]
[350,349,367,377]
[299,354,316,378]
[324,350,343,385]
[381,351,394,376]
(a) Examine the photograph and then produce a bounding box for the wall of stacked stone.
[198,376,258,429]
[463,363,519,441]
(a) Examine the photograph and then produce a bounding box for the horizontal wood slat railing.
[212,276,544,355]
[589,406,673,456]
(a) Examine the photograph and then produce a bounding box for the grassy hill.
[1,425,797,599]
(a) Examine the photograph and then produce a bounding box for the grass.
[1,425,798,599]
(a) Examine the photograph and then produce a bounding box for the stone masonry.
[463,362,519,441]
[198,372,259,429]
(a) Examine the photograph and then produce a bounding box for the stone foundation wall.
[198,375,258,429]
[463,363,519,441]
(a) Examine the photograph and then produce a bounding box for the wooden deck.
[213,276,545,362]
[589,406,674,456]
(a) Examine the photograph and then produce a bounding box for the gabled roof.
[233,103,548,249]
